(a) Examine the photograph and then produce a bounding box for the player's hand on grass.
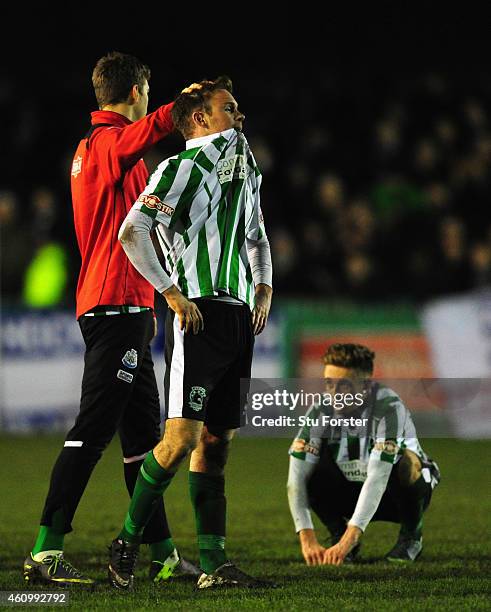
[324,525,362,566]
[252,284,272,335]
[323,543,346,566]
[299,529,327,566]
[163,285,204,334]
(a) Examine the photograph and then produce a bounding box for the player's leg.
[396,449,428,536]
[108,305,209,589]
[189,425,235,575]
[378,450,433,562]
[25,314,148,586]
[194,302,274,588]
[108,418,203,589]
[119,332,199,582]
[119,417,203,543]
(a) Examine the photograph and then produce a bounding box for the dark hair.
[323,343,375,375]
[171,75,233,139]
[92,51,150,108]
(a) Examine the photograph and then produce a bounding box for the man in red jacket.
[23,51,200,587]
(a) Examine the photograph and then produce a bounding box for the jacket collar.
[90,110,132,126]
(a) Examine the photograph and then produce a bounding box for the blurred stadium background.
[1,12,490,436]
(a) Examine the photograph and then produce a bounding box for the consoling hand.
[181,83,203,94]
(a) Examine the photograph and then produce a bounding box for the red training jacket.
[71,105,174,318]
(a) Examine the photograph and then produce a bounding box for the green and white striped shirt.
[289,384,426,470]
[287,384,439,532]
[121,128,270,309]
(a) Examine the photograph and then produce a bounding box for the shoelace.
[44,555,83,578]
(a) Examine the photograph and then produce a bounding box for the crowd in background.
[1,69,490,308]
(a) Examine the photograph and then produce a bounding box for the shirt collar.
[186,128,237,150]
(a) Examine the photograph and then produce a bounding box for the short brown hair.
[92,51,150,108]
[171,75,233,139]
[323,343,375,375]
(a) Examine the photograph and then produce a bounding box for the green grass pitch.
[0,436,490,610]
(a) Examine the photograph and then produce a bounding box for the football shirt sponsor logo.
[305,441,320,456]
[217,155,246,184]
[138,194,174,216]
[117,369,133,384]
[338,460,367,482]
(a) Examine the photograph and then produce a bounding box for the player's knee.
[154,432,199,468]
[398,450,422,486]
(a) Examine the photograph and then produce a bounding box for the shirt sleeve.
[135,155,204,231]
[348,453,393,531]
[246,235,273,287]
[118,208,174,293]
[93,103,175,183]
[371,395,408,464]
[347,390,408,531]
[287,455,316,532]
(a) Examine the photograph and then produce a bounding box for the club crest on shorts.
[122,349,138,369]
[189,386,206,411]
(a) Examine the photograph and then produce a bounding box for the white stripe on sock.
[64,441,83,447]
[123,452,148,464]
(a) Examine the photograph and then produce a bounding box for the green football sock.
[149,538,175,563]
[32,509,66,555]
[189,471,227,574]
[119,452,174,544]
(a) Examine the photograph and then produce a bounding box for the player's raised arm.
[92,56,204,181]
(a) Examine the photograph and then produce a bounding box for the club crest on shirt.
[137,194,174,216]
[374,440,398,454]
[189,386,206,411]
[122,349,138,369]
[71,156,83,178]
[290,438,306,453]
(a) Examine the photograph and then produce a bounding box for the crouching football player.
[287,343,440,565]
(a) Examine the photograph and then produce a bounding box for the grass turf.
[0,436,490,610]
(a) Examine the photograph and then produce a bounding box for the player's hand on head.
[181,83,202,94]
[252,284,272,335]
[163,285,204,334]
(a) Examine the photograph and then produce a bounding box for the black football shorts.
[163,298,254,429]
